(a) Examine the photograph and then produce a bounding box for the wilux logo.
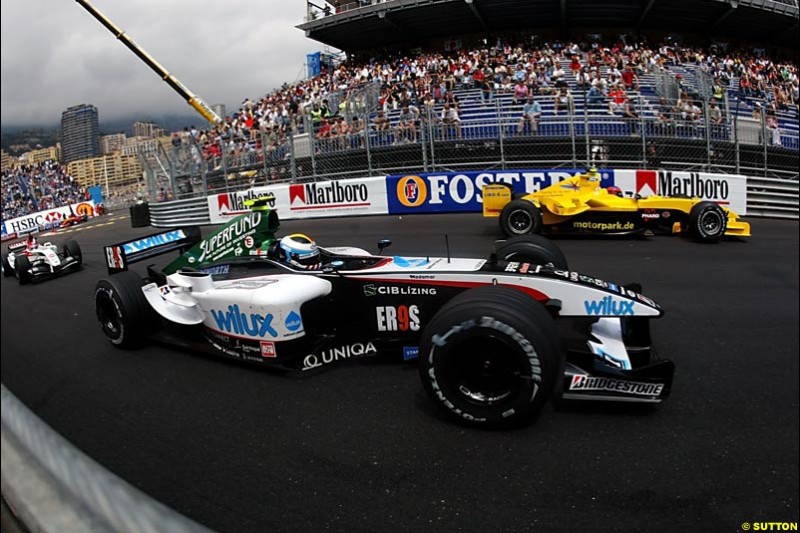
[210,304,277,337]
[583,296,634,316]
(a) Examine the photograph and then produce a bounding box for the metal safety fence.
[142,87,798,204]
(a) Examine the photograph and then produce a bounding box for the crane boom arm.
[75,0,222,125]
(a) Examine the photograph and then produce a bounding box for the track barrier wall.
[149,197,210,227]
[1,169,795,240]
[1,200,100,241]
[133,169,796,225]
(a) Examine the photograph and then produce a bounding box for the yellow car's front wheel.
[499,200,543,236]
[688,202,728,243]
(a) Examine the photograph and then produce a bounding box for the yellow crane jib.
[75,0,222,125]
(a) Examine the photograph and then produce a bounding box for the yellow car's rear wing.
[482,184,513,217]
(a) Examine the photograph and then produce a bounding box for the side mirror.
[323,260,344,274]
[377,239,392,253]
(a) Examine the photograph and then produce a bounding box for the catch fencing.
[142,88,797,209]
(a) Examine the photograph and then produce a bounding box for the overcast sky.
[1,0,325,127]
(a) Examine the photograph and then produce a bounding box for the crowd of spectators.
[170,37,795,167]
[655,43,797,144]
[667,44,798,113]
[5,40,794,218]
[2,161,87,221]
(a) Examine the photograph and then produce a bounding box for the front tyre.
[418,286,561,428]
[15,255,32,285]
[95,271,153,348]
[2,254,12,277]
[499,200,543,236]
[688,201,727,243]
[496,235,568,269]
[63,240,82,268]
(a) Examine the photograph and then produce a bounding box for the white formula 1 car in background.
[2,236,83,285]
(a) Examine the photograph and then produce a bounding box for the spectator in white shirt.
[441,102,462,139]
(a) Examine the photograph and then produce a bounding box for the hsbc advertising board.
[206,177,388,224]
[385,169,603,214]
[611,170,747,214]
[2,200,97,236]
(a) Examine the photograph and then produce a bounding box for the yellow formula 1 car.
[483,169,751,243]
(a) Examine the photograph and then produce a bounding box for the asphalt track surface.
[2,213,798,533]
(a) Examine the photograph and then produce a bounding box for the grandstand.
[51,2,787,209]
[2,162,87,221]
[150,29,797,202]
[299,0,799,50]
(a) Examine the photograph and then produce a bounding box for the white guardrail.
[150,197,211,227]
[745,175,800,219]
[1,385,215,533]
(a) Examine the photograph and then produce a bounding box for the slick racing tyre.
[2,254,12,277]
[63,239,82,268]
[496,235,568,270]
[15,255,32,285]
[499,199,543,236]
[95,271,153,348]
[688,201,727,243]
[418,286,561,428]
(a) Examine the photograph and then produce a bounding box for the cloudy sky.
[1,0,325,127]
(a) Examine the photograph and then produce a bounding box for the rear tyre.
[496,235,568,270]
[499,200,543,236]
[15,255,32,285]
[2,255,12,277]
[418,286,562,428]
[95,271,153,348]
[63,240,82,268]
[688,201,727,243]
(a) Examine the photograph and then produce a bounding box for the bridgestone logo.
[569,375,664,396]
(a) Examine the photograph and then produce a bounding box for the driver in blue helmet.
[278,233,321,270]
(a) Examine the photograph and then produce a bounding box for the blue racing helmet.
[279,233,320,269]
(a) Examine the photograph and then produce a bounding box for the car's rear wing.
[7,241,27,253]
[103,227,201,274]
[482,183,513,218]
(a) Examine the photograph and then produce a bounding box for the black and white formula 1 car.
[95,202,674,427]
[3,237,83,285]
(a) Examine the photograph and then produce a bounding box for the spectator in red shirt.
[317,118,332,140]
[621,65,639,91]
[472,66,485,85]
[608,84,627,115]
[569,55,582,75]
